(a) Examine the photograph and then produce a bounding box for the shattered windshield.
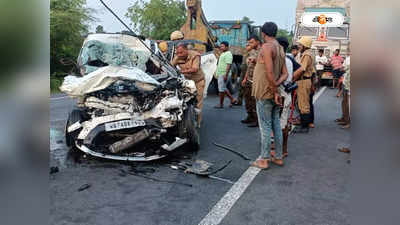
[78,34,152,75]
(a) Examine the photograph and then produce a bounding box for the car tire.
[65,109,83,148]
[178,105,200,151]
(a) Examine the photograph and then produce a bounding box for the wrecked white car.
[61,33,200,161]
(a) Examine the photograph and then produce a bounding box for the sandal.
[229,99,238,107]
[341,124,350,129]
[271,158,284,167]
[250,159,269,170]
[231,100,240,106]
[338,148,351,153]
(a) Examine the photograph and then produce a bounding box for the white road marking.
[313,86,327,104]
[198,86,328,225]
[198,167,261,225]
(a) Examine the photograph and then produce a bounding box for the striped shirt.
[330,55,344,70]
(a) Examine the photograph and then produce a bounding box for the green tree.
[96,25,105,33]
[241,16,254,24]
[50,0,96,75]
[277,29,294,51]
[126,0,186,40]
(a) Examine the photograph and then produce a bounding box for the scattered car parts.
[171,159,234,184]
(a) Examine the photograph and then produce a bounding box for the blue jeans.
[256,99,283,159]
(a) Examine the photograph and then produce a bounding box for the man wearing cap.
[293,36,315,133]
[170,30,184,41]
[251,22,288,169]
[171,43,205,127]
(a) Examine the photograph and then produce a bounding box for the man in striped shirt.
[330,49,344,89]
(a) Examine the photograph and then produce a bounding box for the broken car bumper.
[75,137,187,162]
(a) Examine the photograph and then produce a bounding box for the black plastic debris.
[78,184,92,192]
[50,166,59,174]
[213,142,251,160]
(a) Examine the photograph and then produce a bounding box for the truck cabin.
[210,20,257,67]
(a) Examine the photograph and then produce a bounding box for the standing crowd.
[168,21,350,170]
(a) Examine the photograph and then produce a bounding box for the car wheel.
[65,109,83,148]
[178,105,200,151]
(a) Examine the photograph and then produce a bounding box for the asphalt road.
[50,88,350,225]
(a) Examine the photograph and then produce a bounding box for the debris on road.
[50,166,59,174]
[177,159,232,176]
[183,160,213,174]
[213,142,251,160]
[77,184,92,192]
[170,159,234,184]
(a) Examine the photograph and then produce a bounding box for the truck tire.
[178,105,200,151]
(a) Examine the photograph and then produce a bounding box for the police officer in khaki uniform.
[241,36,261,127]
[242,48,260,127]
[293,36,314,133]
[171,43,205,128]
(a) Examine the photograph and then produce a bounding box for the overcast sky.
[86,0,297,33]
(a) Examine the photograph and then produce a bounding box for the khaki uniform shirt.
[246,49,260,82]
[299,49,314,78]
[252,40,285,100]
[172,50,205,83]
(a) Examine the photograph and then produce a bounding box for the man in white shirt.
[276,37,302,157]
[315,49,328,89]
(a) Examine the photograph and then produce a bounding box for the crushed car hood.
[60,65,160,97]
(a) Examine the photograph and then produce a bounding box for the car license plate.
[105,120,146,132]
